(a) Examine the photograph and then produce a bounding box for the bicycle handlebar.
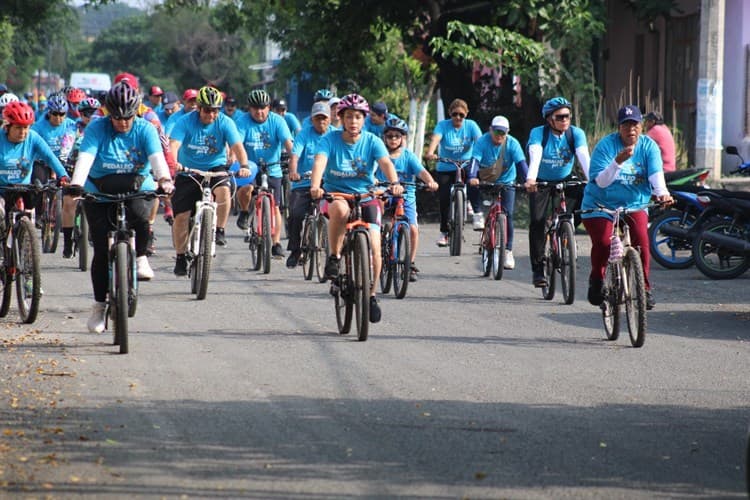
[180,167,233,178]
[576,202,665,216]
[535,180,587,190]
[435,157,471,168]
[82,190,167,202]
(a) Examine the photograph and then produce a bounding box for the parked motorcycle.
[691,194,750,279]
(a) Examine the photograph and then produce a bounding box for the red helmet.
[114,72,140,90]
[67,88,87,105]
[3,101,35,126]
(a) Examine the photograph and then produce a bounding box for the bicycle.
[324,189,380,341]
[536,180,586,305]
[246,160,281,274]
[71,198,90,272]
[477,182,520,281]
[380,183,424,299]
[298,197,328,282]
[0,184,50,324]
[279,153,291,238]
[436,157,470,256]
[39,182,62,254]
[579,205,652,348]
[180,167,230,300]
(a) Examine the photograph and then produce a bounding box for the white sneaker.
[87,301,106,333]
[435,233,449,247]
[472,212,485,231]
[136,255,154,281]
[504,250,515,270]
[467,204,474,217]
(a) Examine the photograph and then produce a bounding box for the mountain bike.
[380,183,423,298]
[537,180,585,305]
[181,168,230,300]
[299,198,328,282]
[436,157,470,256]
[39,182,62,254]
[477,182,519,281]
[247,160,280,274]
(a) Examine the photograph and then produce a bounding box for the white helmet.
[0,93,19,108]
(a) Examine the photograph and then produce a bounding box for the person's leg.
[582,216,613,306]
[286,189,309,254]
[528,189,551,278]
[501,187,516,250]
[82,202,112,303]
[61,194,77,257]
[626,211,652,289]
[436,172,453,234]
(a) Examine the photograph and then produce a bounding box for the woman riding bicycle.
[68,82,174,333]
[581,105,672,310]
[309,93,403,323]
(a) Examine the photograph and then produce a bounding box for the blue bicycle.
[380,190,413,299]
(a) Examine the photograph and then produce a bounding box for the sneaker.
[272,243,284,257]
[369,296,381,323]
[286,251,300,268]
[325,255,340,279]
[532,270,547,288]
[588,277,604,306]
[236,211,250,230]
[173,254,188,277]
[504,250,515,270]
[87,301,106,333]
[62,238,73,259]
[136,255,154,281]
[215,227,227,247]
[472,212,484,231]
[646,290,655,310]
[409,267,418,282]
[435,233,448,247]
[467,204,474,217]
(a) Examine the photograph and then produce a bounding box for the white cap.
[490,115,509,132]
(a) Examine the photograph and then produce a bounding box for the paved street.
[2,220,749,498]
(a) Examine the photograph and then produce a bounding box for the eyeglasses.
[451,112,466,119]
[50,111,66,117]
[552,113,571,122]
[200,107,220,114]
[81,110,96,118]
[491,129,507,136]
[110,114,135,121]
[384,134,402,140]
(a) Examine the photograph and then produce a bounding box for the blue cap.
[372,101,387,115]
[618,105,642,124]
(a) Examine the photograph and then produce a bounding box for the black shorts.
[171,169,232,215]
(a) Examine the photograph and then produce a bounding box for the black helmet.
[247,89,271,108]
[106,81,140,119]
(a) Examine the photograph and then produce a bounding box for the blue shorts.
[383,196,418,226]
[229,161,259,188]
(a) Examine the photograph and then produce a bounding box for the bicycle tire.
[77,206,89,272]
[315,216,329,283]
[623,247,647,347]
[379,222,393,294]
[492,214,506,281]
[353,231,371,341]
[15,218,41,324]
[281,175,291,239]
[692,218,750,279]
[112,241,129,354]
[40,192,53,253]
[542,231,556,300]
[449,189,464,256]
[649,209,696,269]
[602,261,620,341]
[559,221,576,304]
[334,255,352,334]
[480,224,491,277]
[301,217,315,281]
[248,211,261,271]
[127,244,137,318]
[195,208,213,300]
[261,196,272,274]
[0,244,9,318]
[393,223,411,299]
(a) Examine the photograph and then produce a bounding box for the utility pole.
[695,0,725,179]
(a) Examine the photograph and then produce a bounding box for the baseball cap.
[372,101,388,115]
[114,72,139,89]
[182,89,198,101]
[162,92,179,110]
[618,105,642,124]
[149,86,164,96]
[490,115,510,132]
[225,96,237,106]
[311,101,330,118]
[328,97,341,107]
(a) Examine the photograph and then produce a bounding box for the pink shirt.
[646,124,676,172]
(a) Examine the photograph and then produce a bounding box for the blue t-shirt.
[471,133,526,185]
[364,114,392,138]
[278,112,301,137]
[170,111,242,171]
[222,109,246,123]
[375,148,424,205]
[527,125,587,181]
[291,125,329,190]
[0,130,67,185]
[31,116,78,163]
[432,118,482,172]
[316,130,388,194]
[581,133,663,219]
[164,108,191,137]
[78,117,163,194]
[235,112,292,178]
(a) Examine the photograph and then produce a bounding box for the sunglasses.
[552,113,571,122]
[384,134,402,140]
[81,110,96,118]
[451,112,466,118]
[110,114,135,121]
[491,129,507,136]
[200,107,220,114]
[50,111,66,117]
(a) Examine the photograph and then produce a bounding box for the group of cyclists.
[0,74,673,335]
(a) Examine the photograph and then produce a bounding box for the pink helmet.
[337,93,369,116]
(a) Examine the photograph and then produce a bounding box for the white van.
[69,72,112,94]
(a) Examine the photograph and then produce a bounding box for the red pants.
[582,211,651,290]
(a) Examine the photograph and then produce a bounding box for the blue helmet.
[541,96,571,119]
[384,116,408,135]
[47,93,69,114]
[313,89,334,102]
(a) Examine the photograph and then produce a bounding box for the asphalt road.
[2,219,749,499]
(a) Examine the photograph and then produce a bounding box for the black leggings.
[287,189,313,253]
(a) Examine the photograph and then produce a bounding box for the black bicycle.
[299,198,328,282]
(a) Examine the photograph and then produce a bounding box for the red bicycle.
[477,182,520,280]
[246,160,279,274]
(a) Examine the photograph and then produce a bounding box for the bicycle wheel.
[334,253,352,334]
[41,191,60,254]
[315,216,329,283]
[393,223,411,299]
[76,205,89,272]
[492,214,506,281]
[649,209,696,269]
[692,218,750,279]
[301,217,315,281]
[112,241,129,354]
[449,189,464,256]
[559,221,577,305]
[127,244,137,318]
[353,231,371,341]
[480,225,491,277]
[248,211,261,271]
[195,208,213,300]
[379,222,392,294]
[261,196,272,274]
[281,175,291,239]
[0,245,9,318]
[542,231,556,300]
[15,218,41,324]
[602,262,620,341]
[623,248,647,347]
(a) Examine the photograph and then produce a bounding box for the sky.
[70,0,159,8]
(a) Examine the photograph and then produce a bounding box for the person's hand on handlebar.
[524,178,538,193]
[388,182,404,196]
[237,164,251,178]
[158,177,175,194]
[289,171,301,182]
[468,178,479,186]
[423,152,437,162]
[310,186,324,200]
[654,193,674,207]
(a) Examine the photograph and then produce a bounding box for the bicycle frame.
[250,167,277,240]
[183,171,223,260]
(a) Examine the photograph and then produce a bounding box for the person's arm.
[169,139,183,171]
[230,141,251,177]
[576,146,591,180]
[310,153,327,199]
[376,156,404,196]
[424,133,442,161]
[417,168,438,191]
[594,147,631,188]
[71,152,94,186]
[288,153,301,181]
[516,159,529,182]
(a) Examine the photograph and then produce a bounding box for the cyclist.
[300,89,334,129]
[644,111,676,173]
[157,91,180,125]
[423,98,482,245]
[165,89,199,137]
[272,98,301,137]
[235,89,293,258]
[222,96,245,123]
[147,86,164,113]
[377,116,437,281]
[467,115,528,270]
[309,93,404,323]
[168,85,251,275]
[67,82,174,332]
[0,93,19,117]
[285,101,331,268]
[364,101,389,138]
[524,96,590,287]
[581,105,672,310]
[66,88,86,121]
[328,97,342,130]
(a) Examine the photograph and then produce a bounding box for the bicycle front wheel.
[542,231,556,300]
[15,218,41,324]
[353,231,371,341]
[449,189,464,256]
[334,255,352,335]
[0,245,10,318]
[315,216,329,283]
[480,225,491,277]
[623,248,647,347]
[301,217,315,281]
[195,208,213,300]
[41,191,61,254]
[602,261,620,341]
[77,206,89,272]
[379,223,392,294]
[393,223,411,299]
[112,241,129,354]
[248,211,261,271]
[261,196,272,274]
[492,214,506,281]
[559,221,576,304]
